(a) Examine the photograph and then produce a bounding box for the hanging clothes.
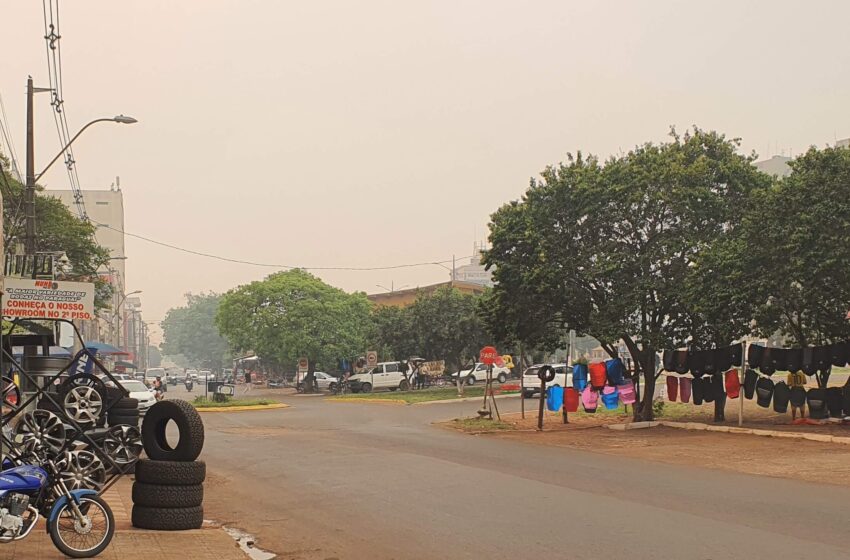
[759,347,776,376]
[564,388,580,412]
[715,346,734,373]
[666,376,679,402]
[801,347,817,376]
[679,377,692,403]
[730,344,743,368]
[743,369,758,399]
[844,378,850,417]
[618,380,636,405]
[687,350,708,377]
[747,344,765,369]
[756,377,775,408]
[589,362,607,390]
[724,370,741,399]
[547,386,564,412]
[673,350,690,374]
[605,358,626,386]
[773,382,790,413]
[826,387,844,418]
[581,386,598,413]
[703,376,716,403]
[782,349,803,372]
[662,350,676,372]
[691,377,705,405]
[601,386,619,410]
[830,341,849,368]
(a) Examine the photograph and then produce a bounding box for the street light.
[376,283,409,293]
[34,115,138,182]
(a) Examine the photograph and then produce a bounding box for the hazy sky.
[3,1,849,343]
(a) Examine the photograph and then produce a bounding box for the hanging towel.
[730,344,743,368]
[589,362,607,390]
[618,380,636,405]
[581,386,598,413]
[744,369,758,399]
[687,350,707,377]
[724,370,741,399]
[666,376,679,402]
[564,388,580,412]
[759,347,776,376]
[773,382,790,413]
[692,377,705,405]
[747,344,764,369]
[783,348,803,372]
[573,363,588,391]
[679,377,692,403]
[547,386,564,412]
[756,377,775,408]
[715,346,734,373]
[605,358,626,385]
[601,386,619,409]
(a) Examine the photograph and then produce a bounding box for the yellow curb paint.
[326,398,407,405]
[194,403,289,412]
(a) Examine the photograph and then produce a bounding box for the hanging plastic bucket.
[581,386,598,412]
[724,369,741,399]
[601,386,619,410]
[546,386,564,412]
[618,380,636,405]
[573,363,588,390]
[589,362,607,390]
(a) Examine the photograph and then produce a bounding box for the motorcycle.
[184,379,194,392]
[0,418,116,557]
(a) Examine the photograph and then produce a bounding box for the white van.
[144,367,165,385]
[349,362,409,393]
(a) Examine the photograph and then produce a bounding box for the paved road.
[187,390,850,560]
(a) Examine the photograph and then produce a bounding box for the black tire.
[399,380,410,391]
[132,482,204,508]
[135,459,206,485]
[360,383,372,393]
[48,494,115,558]
[466,376,476,386]
[141,399,205,462]
[132,505,203,531]
[112,398,139,411]
[108,414,139,427]
[328,382,337,393]
[497,373,507,384]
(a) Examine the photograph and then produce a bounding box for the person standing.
[788,369,807,421]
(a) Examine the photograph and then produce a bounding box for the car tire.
[135,459,206,485]
[132,482,204,508]
[497,374,507,384]
[111,398,139,411]
[522,390,533,399]
[360,383,372,393]
[328,383,337,393]
[108,416,139,428]
[466,376,475,386]
[132,505,203,531]
[141,399,205,462]
[399,380,410,391]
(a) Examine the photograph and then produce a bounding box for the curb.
[606,419,850,445]
[325,398,407,405]
[194,403,289,412]
[415,393,520,406]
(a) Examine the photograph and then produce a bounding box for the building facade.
[453,242,494,287]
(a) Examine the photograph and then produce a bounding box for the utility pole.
[25,77,35,254]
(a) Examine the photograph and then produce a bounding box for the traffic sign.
[297,357,309,373]
[479,346,499,365]
[366,350,378,367]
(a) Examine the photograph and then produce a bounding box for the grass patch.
[332,387,492,404]
[192,397,274,408]
[451,417,515,432]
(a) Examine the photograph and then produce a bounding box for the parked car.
[450,362,512,385]
[117,379,157,414]
[267,378,285,389]
[521,364,572,398]
[296,371,338,392]
[349,362,410,393]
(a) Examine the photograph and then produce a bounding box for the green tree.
[162,293,231,371]
[1,156,113,308]
[485,129,769,420]
[216,270,371,389]
[367,305,418,361]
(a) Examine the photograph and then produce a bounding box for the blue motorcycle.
[0,411,115,557]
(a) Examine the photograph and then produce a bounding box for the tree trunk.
[302,360,317,393]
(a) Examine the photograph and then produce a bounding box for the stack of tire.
[106,386,140,428]
[132,399,206,531]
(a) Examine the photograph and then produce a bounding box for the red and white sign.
[297,357,309,373]
[2,278,95,321]
[479,346,499,365]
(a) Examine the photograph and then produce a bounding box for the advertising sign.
[2,278,95,320]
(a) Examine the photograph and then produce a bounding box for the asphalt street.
[171,386,850,560]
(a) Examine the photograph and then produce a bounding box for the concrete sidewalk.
[1,478,248,560]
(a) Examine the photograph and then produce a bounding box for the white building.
[453,242,494,287]
[46,186,130,347]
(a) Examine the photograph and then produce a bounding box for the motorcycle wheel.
[48,494,115,558]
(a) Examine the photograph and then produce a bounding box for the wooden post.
[537,375,546,431]
[489,364,501,421]
[563,341,571,424]
[482,364,492,419]
[520,344,525,419]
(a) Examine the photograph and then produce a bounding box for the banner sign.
[2,278,95,320]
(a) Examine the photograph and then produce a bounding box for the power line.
[91,220,473,272]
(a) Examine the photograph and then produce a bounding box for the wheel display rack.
[1,317,137,495]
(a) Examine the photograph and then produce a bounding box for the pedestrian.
[787,369,807,421]
[244,369,252,394]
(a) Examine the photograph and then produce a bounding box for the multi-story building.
[46,185,140,352]
[453,242,494,287]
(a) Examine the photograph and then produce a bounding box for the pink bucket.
[618,380,636,405]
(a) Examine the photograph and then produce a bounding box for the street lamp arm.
[35,116,137,182]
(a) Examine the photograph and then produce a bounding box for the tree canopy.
[162,293,231,371]
[216,270,371,372]
[484,128,771,419]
